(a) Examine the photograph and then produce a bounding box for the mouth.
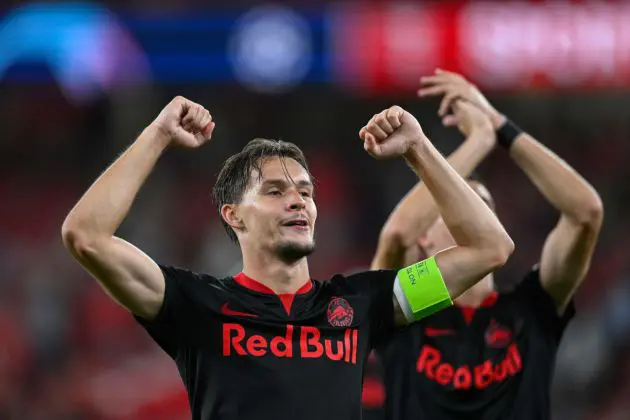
[281,218,310,232]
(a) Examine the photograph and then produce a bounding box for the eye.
[300,191,312,198]
[268,189,282,196]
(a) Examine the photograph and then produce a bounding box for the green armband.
[393,256,453,322]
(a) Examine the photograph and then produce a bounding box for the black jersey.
[134,265,398,420]
[378,267,575,420]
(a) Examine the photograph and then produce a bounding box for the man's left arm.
[501,123,603,314]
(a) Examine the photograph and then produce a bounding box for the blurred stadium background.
[0,1,629,419]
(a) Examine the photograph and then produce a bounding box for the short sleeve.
[133,265,200,358]
[512,265,576,342]
[344,270,398,348]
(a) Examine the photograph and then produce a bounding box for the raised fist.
[151,96,215,148]
[359,106,426,159]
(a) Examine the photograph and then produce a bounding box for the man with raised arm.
[62,97,513,420]
[372,71,603,420]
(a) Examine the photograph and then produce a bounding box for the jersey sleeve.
[343,270,398,349]
[133,265,204,359]
[512,265,576,342]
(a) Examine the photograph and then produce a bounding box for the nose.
[287,190,306,211]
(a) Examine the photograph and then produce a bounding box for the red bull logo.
[223,323,359,364]
[416,344,522,390]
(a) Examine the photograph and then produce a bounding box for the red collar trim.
[233,272,313,295]
[454,291,499,309]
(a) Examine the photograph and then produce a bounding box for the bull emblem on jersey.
[485,319,512,348]
[327,297,354,327]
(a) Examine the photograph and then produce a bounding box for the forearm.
[386,130,494,239]
[372,130,494,269]
[63,125,169,240]
[509,133,602,224]
[390,138,513,320]
[403,139,510,251]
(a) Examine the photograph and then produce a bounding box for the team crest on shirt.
[327,297,354,327]
[485,319,512,348]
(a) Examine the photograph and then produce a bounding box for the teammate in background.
[61,97,513,420]
[371,70,603,419]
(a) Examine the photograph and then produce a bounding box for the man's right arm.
[61,97,214,320]
[372,102,496,270]
[360,106,514,323]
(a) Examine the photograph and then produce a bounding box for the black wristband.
[496,119,524,149]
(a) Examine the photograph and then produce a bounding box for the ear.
[221,204,245,232]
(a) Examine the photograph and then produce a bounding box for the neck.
[454,274,495,307]
[240,244,311,294]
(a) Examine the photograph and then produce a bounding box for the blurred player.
[61,97,514,420]
[371,71,603,419]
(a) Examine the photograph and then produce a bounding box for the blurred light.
[228,4,312,93]
[0,2,149,104]
[330,1,630,94]
[330,2,441,93]
[458,1,630,89]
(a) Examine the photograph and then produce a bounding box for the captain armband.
[393,256,453,323]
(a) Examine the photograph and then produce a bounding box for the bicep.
[434,245,500,299]
[67,236,165,319]
[540,216,601,313]
[391,249,491,325]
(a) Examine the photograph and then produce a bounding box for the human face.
[417,181,494,257]
[236,157,317,262]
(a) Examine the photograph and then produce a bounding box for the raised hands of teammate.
[151,96,215,148]
[359,106,427,159]
[418,69,504,126]
[444,101,496,147]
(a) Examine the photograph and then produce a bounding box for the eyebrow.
[261,179,313,188]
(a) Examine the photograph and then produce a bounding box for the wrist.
[489,112,507,130]
[495,118,524,150]
[404,136,428,162]
[468,126,497,149]
[470,123,495,138]
[145,123,172,150]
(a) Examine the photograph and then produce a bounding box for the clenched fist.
[359,106,426,159]
[151,96,215,148]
